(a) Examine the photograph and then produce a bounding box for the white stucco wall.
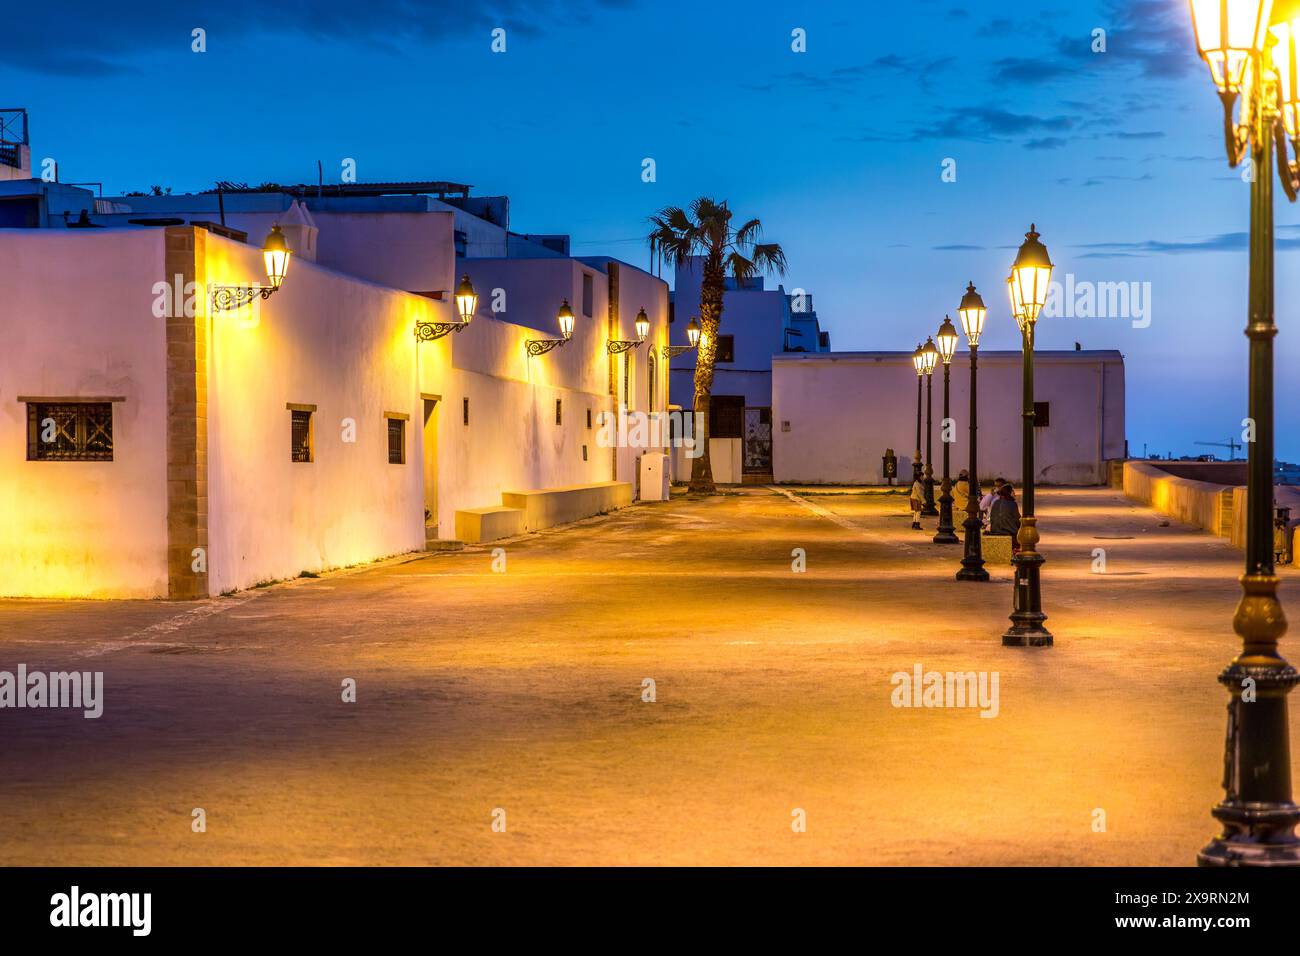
[423,256,669,538]
[203,232,427,594]
[0,229,169,597]
[772,350,1125,486]
[1,220,669,596]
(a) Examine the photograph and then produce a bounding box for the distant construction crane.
[1195,437,1244,459]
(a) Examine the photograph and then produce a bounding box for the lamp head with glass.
[936,315,960,365]
[1010,224,1053,327]
[958,282,987,348]
[921,337,939,374]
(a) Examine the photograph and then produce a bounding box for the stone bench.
[982,533,1014,564]
[501,481,633,533]
[455,505,525,544]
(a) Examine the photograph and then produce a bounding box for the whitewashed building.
[667,256,830,482]
[0,165,669,599]
[772,349,1126,486]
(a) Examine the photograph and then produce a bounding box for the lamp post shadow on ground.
[1188,0,1300,867]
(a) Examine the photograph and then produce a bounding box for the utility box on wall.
[640,453,670,501]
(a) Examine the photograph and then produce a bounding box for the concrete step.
[425,538,465,552]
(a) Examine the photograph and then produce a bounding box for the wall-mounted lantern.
[211,225,292,311]
[526,299,576,356]
[662,317,701,358]
[415,273,478,342]
[607,306,651,354]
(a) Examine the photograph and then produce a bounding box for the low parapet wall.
[1123,461,1235,537]
[1230,484,1300,550]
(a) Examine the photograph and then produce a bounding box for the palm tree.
[647,198,787,493]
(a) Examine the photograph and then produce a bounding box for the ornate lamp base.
[1003,518,1052,646]
[1200,574,1300,866]
[956,515,989,581]
[933,489,959,544]
[921,475,938,517]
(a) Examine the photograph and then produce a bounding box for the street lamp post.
[921,337,939,517]
[956,282,989,582]
[933,316,960,544]
[1188,0,1300,866]
[915,343,925,530]
[1003,226,1053,648]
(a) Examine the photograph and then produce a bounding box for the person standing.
[910,475,925,530]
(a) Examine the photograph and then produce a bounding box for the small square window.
[556,399,563,425]
[291,409,313,462]
[715,335,735,364]
[1033,401,1050,428]
[387,417,406,464]
[26,402,113,461]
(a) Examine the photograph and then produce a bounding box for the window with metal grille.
[582,273,594,317]
[26,402,113,461]
[387,417,405,464]
[463,397,469,426]
[715,334,735,363]
[1033,401,1050,428]
[709,395,745,439]
[555,399,563,425]
[291,409,313,462]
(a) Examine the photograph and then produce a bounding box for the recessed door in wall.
[423,396,439,537]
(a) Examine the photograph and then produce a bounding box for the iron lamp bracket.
[414,320,469,342]
[210,284,277,311]
[526,338,567,357]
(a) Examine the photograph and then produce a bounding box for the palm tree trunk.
[689,258,725,493]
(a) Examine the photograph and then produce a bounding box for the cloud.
[0,0,625,75]
[1103,0,1199,80]
[751,54,955,98]
[910,106,1075,142]
[990,57,1074,84]
[1075,227,1300,257]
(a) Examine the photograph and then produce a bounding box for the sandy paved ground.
[0,486,1296,866]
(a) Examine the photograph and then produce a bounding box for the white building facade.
[667,257,830,482]
[771,350,1126,486]
[1,176,669,599]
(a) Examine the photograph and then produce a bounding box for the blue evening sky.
[1,0,1297,458]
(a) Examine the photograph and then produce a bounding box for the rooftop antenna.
[317,160,323,199]
[216,183,226,227]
